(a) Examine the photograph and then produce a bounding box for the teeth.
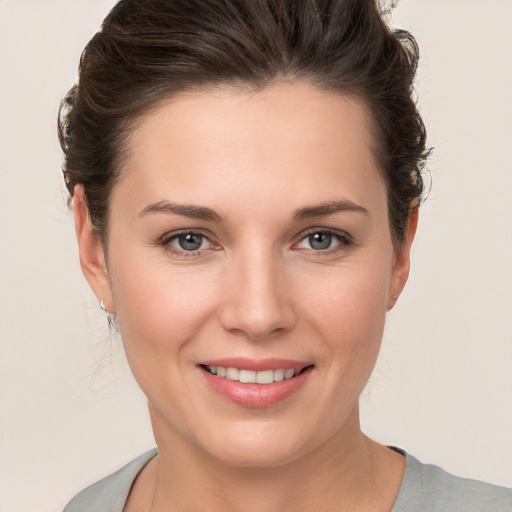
[239,370,256,383]
[273,369,285,381]
[226,367,239,381]
[256,369,274,384]
[206,366,298,384]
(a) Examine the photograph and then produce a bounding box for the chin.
[198,419,324,469]
[209,442,307,469]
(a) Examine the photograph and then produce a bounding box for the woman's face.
[78,82,414,467]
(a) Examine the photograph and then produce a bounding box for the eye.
[304,232,334,250]
[296,229,351,252]
[174,233,208,251]
[161,231,216,254]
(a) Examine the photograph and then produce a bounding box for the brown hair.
[59,0,429,246]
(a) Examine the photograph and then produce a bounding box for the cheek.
[109,254,220,362]
[307,261,390,338]
[301,257,392,397]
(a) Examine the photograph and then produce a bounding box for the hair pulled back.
[59,0,429,246]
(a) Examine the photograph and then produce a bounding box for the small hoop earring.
[99,299,120,334]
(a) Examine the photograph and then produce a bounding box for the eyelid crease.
[159,227,215,241]
[161,229,195,240]
[296,227,353,244]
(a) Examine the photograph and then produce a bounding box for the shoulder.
[393,450,512,512]
[63,448,158,512]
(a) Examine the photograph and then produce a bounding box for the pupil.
[309,232,332,250]
[179,234,203,251]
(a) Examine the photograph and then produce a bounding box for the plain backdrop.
[1,1,511,511]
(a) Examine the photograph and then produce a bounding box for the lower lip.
[200,367,313,408]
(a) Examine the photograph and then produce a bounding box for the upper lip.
[198,357,313,373]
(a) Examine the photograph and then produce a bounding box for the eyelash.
[159,229,217,258]
[158,228,353,257]
[295,228,353,255]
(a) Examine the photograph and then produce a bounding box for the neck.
[131,404,405,512]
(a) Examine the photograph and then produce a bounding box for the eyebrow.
[137,200,223,222]
[292,200,370,220]
[137,198,369,223]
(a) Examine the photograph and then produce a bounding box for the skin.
[74,82,417,511]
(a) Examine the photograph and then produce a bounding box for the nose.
[219,248,297,340]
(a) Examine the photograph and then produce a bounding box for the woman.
[60,0,511,510]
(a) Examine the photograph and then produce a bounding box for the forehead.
[116,82,386,217]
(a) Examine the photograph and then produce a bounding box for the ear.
[73,185,115,313]
[387,206,419,310]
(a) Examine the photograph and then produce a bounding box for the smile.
[204,366,299,384]
[199,360,314,407]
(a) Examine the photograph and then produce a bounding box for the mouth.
[200,365,313,384]
[198,358,314,407]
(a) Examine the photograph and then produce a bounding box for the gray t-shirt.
[63,448,512,511]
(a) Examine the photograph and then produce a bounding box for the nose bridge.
[220,243,295,340]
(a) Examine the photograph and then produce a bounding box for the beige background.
[1,1,511,510]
